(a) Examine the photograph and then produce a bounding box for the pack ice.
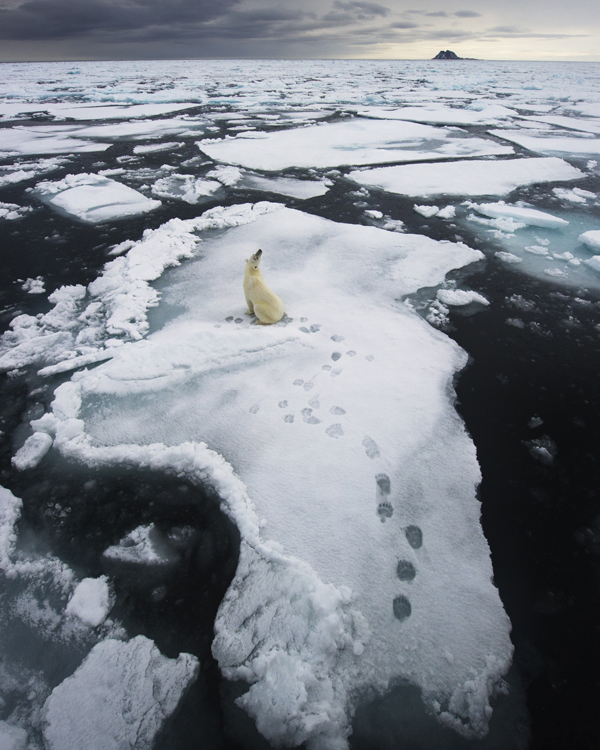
[198,118,513,170]
[27,203,512,748]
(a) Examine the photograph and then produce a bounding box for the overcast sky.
[0,0,598,62]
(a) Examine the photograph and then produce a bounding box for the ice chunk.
[472,202,569,229]
[45,205,511,748]
[0,721,27,750]
[21,276,45,293]
[132,141,182,154]
[0,202,32,220]
[437,289,490,306]
[358,104,516,125]
[237,173,330,199]
[0,102,199,122]
[414,204,440,218]
[495,251,523,264]
[490,128,600,157]
[103,525,179,567]
[553,187,597,203]
[43,636,199,750]
[151,173,222,204]
[349,157,583,197]
[579,230,600,253]
[198,119,512,170]
[0,486,22,574]
[65,576,114,627]
[12,431,53,470]
[1,127,110,156]
[34,173,161,223]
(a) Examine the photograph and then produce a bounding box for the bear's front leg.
[245,297,254,315]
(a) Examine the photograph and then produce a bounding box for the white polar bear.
[243,249,285,325]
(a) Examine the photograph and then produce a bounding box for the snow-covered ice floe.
[14,203,513,748]
[43,636,199,750]
[198,118,513,170]
[358,104,516,126]
[489,128,600,157]
[33,173,161,223]
[348,157,583,198]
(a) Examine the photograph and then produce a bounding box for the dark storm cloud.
[0,0,240,40]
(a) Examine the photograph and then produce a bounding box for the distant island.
[433,50,476,60]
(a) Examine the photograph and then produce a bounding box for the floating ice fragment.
[34,173,161,223]
[65,576,114,627]
[12,432,53,470]
[437,289,489,306]
[133,141,182,154]
[349,157,582,198]
[151,173,221,204]
[43,636,199,750]
[414,204,440,218]
[495,251,522,264]
[579,230,600,253]
[0,202,32,220]
[21,276,45,293]
[103,525,179,567]
[473,202,568,229]
[0,721,27,750]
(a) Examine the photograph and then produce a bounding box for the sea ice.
[1,127,110,156]
[489,129,600,157]
[103,525,179,568]
[579,230,600,253]
[0,202,31,220]
[198,118,512,170]
[151,173,222,204]
[43,636,199,750]
[437,289,490,306]
[349,157,583,198]
[33,173,161,223]
[65,576,114,627]
[29,204,511,748]
[0,721,27,750]
[468,202,569,229]
[358,104,516,125]
[0,102,199,122]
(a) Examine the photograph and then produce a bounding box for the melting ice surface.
[2,58,600,749]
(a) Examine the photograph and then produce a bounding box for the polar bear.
[243,249,285,325]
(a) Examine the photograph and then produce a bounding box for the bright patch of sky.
[0,0,598,61]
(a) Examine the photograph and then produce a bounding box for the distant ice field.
[1,58,600,750]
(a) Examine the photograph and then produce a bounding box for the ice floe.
[0,157,69,186]
[20,204,512,748]
[490,128,600,157]
[198,118,513,171]
[579,230,600,253]
[1,127,110,156]
[358,104,516,125]
[0,102,199,122]
[151,173,222,204]
[0,202,32,220]
[467,201,569,229]
[349,157,583,198]
[437,289,490,306]
[33,173,161,223]
[0,721,27,750]
[65,576,114,628]
[43,636,199,750]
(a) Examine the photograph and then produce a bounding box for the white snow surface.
[437,289,490,306]
[358,104,516,125]
[489,128,600,157]
[349,157,583,198]
[468,202,569,229]
[42,635,199,750]
[0,721,27,750]
[25,204,512,748]
[579,230,600,252]
[103,525,179,567]
[198,118,513,171]
[65,576,113,627]
[34,173,161,223]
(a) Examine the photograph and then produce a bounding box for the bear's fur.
[243,249,285,325]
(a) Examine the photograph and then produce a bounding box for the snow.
[151,173,222,204]
[349,158,583,198]
[12,431,53,470]
[437,289,490,306]
[0,721,27,750]
[42,636,199,750]
[65,576,114,627]
[33,173,161,223]
[490,129,600,157]
[198,119,513,171]
[0,127,110,156]
[133,141,183,154]
[0,202,31,221]
[0,102,199,122]
[468,202,569,229]
[21,276,45,293]
[414,204,456,219]
[103,525,179,567]
[579,230,600,253]
[358,104,516,125]
[26,204,512,748]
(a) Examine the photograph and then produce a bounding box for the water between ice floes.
[1,58,600,750]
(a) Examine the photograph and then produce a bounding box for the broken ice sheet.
[40,204,512,748]
[198,118,513,170]
[348,157,583,198]
[33,173,161,223]
[43,636,199,750]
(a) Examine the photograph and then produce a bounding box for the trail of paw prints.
[376,473,393,522]
[392,527,423,623]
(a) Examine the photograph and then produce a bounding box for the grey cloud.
[425,11,448,17]
[390,21,420,29]
[0,0,240,40]
[454,10,481,17]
